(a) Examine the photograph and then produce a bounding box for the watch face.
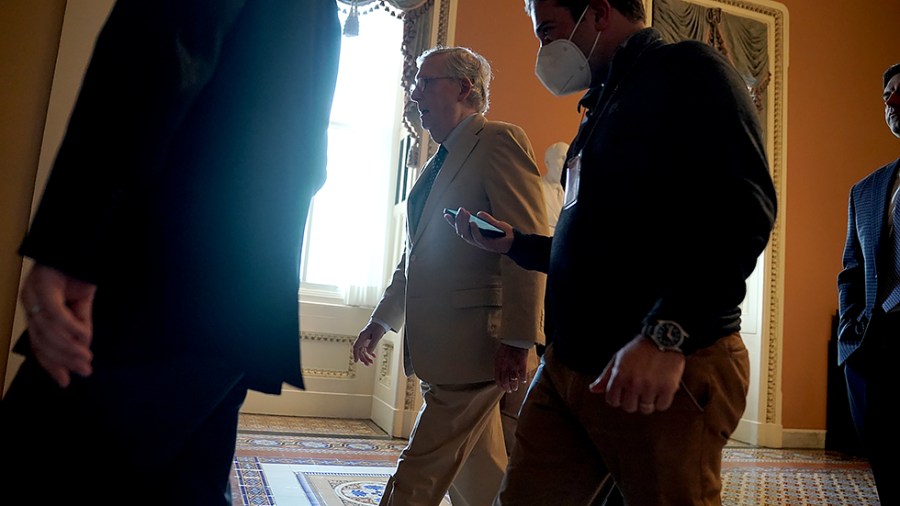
[646,320,687,351]
[657,323,683,347]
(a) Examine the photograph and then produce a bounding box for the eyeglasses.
[412,76,457,93]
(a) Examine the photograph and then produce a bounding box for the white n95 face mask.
[534,6,601,96]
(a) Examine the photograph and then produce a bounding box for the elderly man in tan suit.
[352,45,548,506]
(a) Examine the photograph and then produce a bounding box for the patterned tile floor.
[232,415,879,505]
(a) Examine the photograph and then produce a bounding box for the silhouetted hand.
[495,343,529,393]
[353,321,386,366]
[19,263,96,387]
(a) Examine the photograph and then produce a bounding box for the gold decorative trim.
[404,376,418,410]
[379,342,394,386]
[436,0,450,46]
[299,331,357,378]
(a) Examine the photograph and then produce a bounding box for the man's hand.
[19,263,97,388]
[495,343,529,393]
[444,207,514,254]
[353,322,387,366]
[588,335,685,414]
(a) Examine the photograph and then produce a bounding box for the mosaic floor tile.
[231,416,880,505]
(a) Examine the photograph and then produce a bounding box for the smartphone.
[443,208,506,238]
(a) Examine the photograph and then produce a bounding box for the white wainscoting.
[241,301,422,438]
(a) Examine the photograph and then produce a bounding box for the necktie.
[408,145,447,235]
[881,186,900,312]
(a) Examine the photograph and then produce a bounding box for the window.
[299,9,405,306]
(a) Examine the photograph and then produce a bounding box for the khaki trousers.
[380,380,508,506]
[496,334,750,506]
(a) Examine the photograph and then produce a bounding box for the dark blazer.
[837,157,900,366]
[17,0,341,393]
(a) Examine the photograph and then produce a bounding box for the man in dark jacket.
[0,1,340,503]
[447,0,776,504]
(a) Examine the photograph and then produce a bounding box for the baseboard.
[732,418,826,449]
[370,393,417,439]
[781,429,827,449]
[242,389,373,419]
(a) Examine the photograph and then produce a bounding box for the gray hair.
[417,46,492,114]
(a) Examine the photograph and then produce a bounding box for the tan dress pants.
[380,380,508,506]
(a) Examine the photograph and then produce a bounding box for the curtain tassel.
[343,1,360,36]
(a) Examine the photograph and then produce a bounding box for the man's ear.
[588,0,612,30]
[457,78,472,102]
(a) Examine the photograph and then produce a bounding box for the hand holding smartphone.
[444,208,506,238]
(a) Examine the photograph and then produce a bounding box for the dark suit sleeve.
[837,189,867,347]
[506,230,553,273]
[19,0,249,282]
[642,43,777,353]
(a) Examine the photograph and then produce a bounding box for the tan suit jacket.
[371,114,548,384]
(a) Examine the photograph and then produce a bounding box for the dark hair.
[525,0,646,23]
[884,63,900,89]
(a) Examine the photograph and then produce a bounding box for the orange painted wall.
[453,0,900,432]
[455,2,583,174]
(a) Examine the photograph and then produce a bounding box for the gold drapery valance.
[336,0,429,36]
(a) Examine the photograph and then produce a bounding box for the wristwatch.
[642,320,688,353]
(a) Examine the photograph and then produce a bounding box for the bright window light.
[300,9,404,302]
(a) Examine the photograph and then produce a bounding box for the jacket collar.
[578,27,665,113]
